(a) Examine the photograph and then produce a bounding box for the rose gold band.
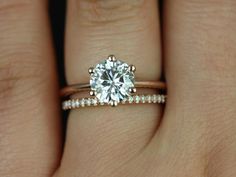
[62,94,166,110]
[61,81,166,97]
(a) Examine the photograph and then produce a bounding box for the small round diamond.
[152,95,157,103]
[90,57,135,104]
[134,95,140,103]
[161,95,166,103]
[157,95,162,103]
[141,95,146,103]
[62,101,68,110]
[71,100,76,108]
[91,98,98,106]
[146,95,152,103]
[128,96,134,103]
[86,98,92,106]
[75,99,80,107]
[80,99,85,107]
[67,100,72,109]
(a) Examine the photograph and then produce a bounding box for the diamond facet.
[90,57,135,104]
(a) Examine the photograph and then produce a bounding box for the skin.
[0,0,236,177]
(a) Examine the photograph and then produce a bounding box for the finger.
[58,0,162,176]
[154,0,236,174]
[0,1,61,176]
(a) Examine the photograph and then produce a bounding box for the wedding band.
[63,94,166,110]
[61,55,167,108]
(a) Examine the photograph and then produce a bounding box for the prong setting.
[108,55,116,62]
[90,90,96,96]
[129,87,137,93]
[110,100,118,107]
[128,65,136,72]
[88,67,95,74]
[89,57,135,105]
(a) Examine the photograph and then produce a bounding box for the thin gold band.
[61,81,166,97]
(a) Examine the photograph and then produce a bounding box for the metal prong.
[90,90,96,96]
[110,100,118,107]
[129,87,137,93]
[128,65,136,72]
[108,55,116,62]
[88,67,94,74]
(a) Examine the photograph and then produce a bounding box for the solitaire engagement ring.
[61,55,167,109]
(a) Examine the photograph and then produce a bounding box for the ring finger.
[58,0,162,176]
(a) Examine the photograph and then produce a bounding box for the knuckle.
[76,0,147,25]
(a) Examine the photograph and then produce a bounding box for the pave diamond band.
[61,55,167,108]
[62,94,166,110]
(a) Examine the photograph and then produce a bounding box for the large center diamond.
[90,58,135,104]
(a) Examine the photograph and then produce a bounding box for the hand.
[1,0,236,177]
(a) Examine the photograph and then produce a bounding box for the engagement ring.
[61,55,167,109]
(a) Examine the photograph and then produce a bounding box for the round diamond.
[75,99,80,107]
[146,95,152,103]
[141,95,146,103]
[90,58,135,104]
[80,99,85,107]
[91,98,98,106]
[134,95,140,103]
[128,96,134,103]
[86,98,92,106]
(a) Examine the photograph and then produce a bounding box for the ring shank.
[61,81,166,97]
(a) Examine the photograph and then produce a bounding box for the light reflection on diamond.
[90,58,135,104]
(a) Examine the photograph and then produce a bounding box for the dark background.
[49,0,66,87]
[49,0,67,121]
